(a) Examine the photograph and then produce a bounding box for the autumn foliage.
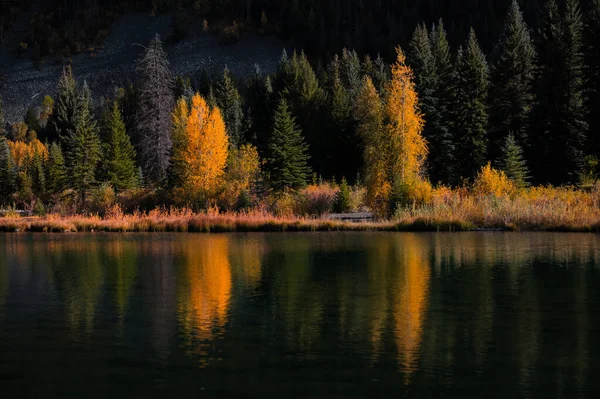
[473,163,516,197]
[387,48,427,184]
[8,139,48,168]
[220,144,261,210]
[173,93,229,204]
[357,48,430,216]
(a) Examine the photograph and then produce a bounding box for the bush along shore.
[2,184,600,234]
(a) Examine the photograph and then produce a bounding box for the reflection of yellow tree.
[229,235,264,292]
[392,234,431,378]
[178,236,232,361]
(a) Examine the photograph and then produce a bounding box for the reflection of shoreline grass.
[0,198,599,232]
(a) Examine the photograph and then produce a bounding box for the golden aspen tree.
[176,93,229,203]
[8,139,48,169]
[357,49,431,216]
[386,47,428,185]
[221,143,261,210]
[199,107,229,190]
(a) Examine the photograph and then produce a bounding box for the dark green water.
[1,232,599,398]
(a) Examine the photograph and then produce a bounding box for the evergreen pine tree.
[274,51,325,175]
[28,145,45,198]
[489,0,536,161]
[103,101,138,192]
[429,20,456,183]
[266,98,311,193]
[362,55,375,82]
[69,82,102,203]
[24,107,40,134]
[175,75,193,100]
[561,0,587,183]
[52,66,79,144]
[340,49,362,98]
[355,77,385,211]
[500,133,530,187]
[370,54,389,95]
[215,66,244,147]
[452,29,490,180]
[46,142,67,195]
[169,97,189,190]
[0,136,17,203]
[531,0,562,183]
[136,34,175,185]
[327,55,357,179]
[328,56,352,125]
[334,177,352,213]
[0,95,5,138]
[409,23,454,184]
[587,0,600,160]
[246,64,273,157]
[532,0,587,184]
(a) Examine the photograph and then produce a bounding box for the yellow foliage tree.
[221,143,261,210]
[356,49,430,216]
[8,139,48,169]
[173,93,229,204]
[386,47,427,185]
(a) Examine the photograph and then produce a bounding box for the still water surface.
[1,232,599,398]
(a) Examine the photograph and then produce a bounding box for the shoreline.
[1,213,599,233]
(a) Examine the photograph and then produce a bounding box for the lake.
[1,232,599,398]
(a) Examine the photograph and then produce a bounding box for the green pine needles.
[102,101,138,192]
[69,82,101,202]
[266,98,311,193]
[500,134,530,188]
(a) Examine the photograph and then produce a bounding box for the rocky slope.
[0,13,285,122]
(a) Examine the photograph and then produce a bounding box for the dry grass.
[2,186,600,233]
[0,205,470,233]
[0,207,377,233]
[395,186,600,232]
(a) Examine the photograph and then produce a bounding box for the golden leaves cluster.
[172,94,229,201]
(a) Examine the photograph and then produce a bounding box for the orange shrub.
[298,183,339,216]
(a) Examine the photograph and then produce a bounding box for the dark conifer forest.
[2,0,600,222]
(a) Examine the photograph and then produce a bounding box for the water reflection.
[177,236,232,365]
[48,239,104,338]
[391,234,431,378]
[106,240,138,335]
[0,232,599,398]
